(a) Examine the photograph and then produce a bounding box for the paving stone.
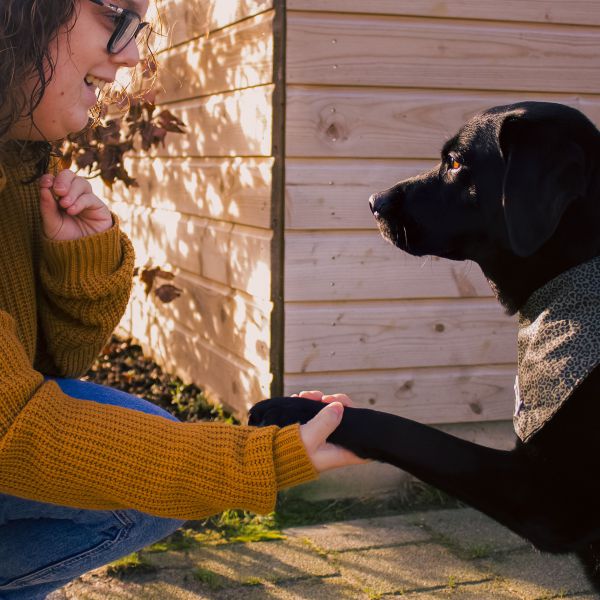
[213,577,368,600]
[390,580,522,598]
[286,514,431,552]
[57,510,600,600]
[184,539,337,585]
[481,547,592,599]
[407,508,527,557]
[64,571,367,600]
[336,543,491,595]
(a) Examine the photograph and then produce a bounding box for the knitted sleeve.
[35,215,134,377]
[0,311,317,518]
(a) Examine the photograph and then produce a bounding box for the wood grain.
[286,1,600,26]
[124,271,271,373]
[156,12,273,103]
[285,158,435,230]
[148,86,274,158]
[285,299,517,372]
[284,364,516,424]
[287,13,600,93]
[285,232,492,301]
[110,203,273,301]
[157,0,273,49]
[117,156,273,229]
[286,86,600,158]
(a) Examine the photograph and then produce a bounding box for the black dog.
[250,102,600,589]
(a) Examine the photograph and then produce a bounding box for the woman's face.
[10,0,149,141]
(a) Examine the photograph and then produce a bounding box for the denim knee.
[0,500,184,600]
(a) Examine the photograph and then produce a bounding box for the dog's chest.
[514,256,600,442]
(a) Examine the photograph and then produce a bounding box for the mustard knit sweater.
[0,153,317,519]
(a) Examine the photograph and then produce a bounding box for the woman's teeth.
[85,75,107,89]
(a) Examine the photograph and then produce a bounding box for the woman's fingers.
[62,193,106,216]
[299,402,368,472]
[292,390,355,407]
[322,393,354,407]
[57,178,93,208]
[50,169,77,195]
[296,390,324,401]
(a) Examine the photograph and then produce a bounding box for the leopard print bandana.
[514,255,600,442]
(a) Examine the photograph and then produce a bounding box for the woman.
[0,2,362,598]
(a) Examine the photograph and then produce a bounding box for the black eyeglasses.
[88,0,150,54]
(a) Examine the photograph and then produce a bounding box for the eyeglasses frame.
[88,0,150,54]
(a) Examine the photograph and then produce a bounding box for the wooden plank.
[116,157,273,229]
[286,86,600,158]
[285,299,517,372]
[148,86,274,158]
[285,158,434,229]
[287,13,600,93]
[126,271,272,372]
[285,232,491,301]
[156,12,273,103]
[110,203,273,301]
[284,364,515,424]
[125,307,269,414]
[286,1,600,27]
[156,0,273,49]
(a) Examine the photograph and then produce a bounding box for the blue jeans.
[0,379,185,600]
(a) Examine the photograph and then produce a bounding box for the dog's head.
[369,102,598,263]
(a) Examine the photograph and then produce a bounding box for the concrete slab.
[53,508,600,600]
[64,571,368,600]
[212,577,368,600]
[184,538,337,585]
[335,543,491,595]
[390,580,522,598]
[407,508,527,557]
[481,548,592,599]
[286,514,431,552]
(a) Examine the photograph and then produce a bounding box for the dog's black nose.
[369,192,390,218]
[369,193,381,217]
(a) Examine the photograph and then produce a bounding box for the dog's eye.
[448,158,462,171]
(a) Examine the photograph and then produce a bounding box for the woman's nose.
[111,39,141,69]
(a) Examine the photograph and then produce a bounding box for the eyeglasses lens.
[110,13,141,53]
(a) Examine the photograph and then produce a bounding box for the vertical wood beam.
[269,0,286,397]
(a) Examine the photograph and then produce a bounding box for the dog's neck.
[475,190,600,314]
[482,258,569,315]
[480,247,600,316]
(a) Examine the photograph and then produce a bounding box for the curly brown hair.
[0,1,78,169]
[0,0,160,175]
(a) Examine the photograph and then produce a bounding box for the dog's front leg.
[250,398,569,551]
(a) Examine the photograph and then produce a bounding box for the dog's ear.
[498,115,586,257]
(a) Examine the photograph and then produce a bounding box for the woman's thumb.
[308,401,343,440]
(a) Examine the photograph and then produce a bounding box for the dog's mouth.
[374,213,460,260]
[373,212,415,254]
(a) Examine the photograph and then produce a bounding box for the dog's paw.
[248,397,324,427]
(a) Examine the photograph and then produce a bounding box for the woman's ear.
[499,116,586,257]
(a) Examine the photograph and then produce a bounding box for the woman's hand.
[39,170,113,241]
[297,393,368,472]
[294,390,354,406]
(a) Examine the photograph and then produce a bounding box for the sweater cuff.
[273,424,318,490]
[42,214,123,284]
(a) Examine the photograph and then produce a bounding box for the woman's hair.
[0,0,160,175]
[0,1,78,168]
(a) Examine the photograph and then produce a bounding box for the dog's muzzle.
[368,192,385,219]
